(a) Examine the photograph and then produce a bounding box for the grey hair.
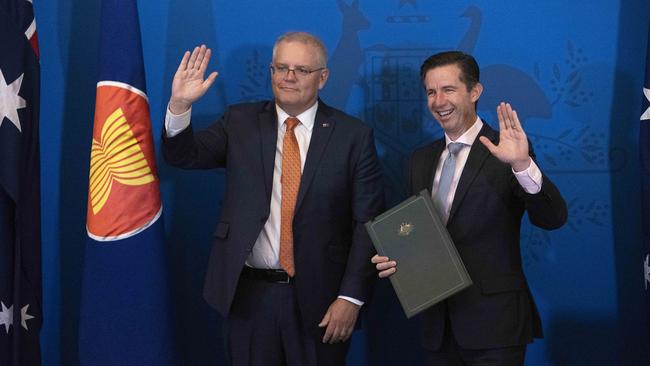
[272,31,328,67]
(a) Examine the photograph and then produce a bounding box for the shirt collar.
[275,101,318,131]
[444,116,483,147]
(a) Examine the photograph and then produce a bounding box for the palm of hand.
[172,70,207,105]
[479,103,531,170]
[493,127,529,165]
[169,45,218,112]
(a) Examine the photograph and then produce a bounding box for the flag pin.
[322,122,330,128]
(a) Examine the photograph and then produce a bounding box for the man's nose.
[283,68,298,81]
[432,93,445,106]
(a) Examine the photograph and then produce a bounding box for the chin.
[277,99,299,110]
[276,94,299,104]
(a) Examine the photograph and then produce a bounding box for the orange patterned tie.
[280,117,301,277]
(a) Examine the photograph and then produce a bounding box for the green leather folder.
[365,189,472,318]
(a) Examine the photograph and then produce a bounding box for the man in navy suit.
[162,32,384,366]
[372,51,567,365]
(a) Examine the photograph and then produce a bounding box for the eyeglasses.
[270,64,326,78]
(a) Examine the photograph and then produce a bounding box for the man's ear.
[470,82,483,103]
[318,69,330,90]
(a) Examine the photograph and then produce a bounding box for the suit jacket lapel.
[447,122,496,224]
[258,102,278,202]
[295,102,335,213]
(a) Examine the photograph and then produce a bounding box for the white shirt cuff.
[512,159,543,194]
[165,105,192,137]
[338,295,364,307]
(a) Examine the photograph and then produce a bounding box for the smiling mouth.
[437,108,454,118]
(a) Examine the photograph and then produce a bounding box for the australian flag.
[642,22,650,300]
[78,0,177,364]
[0,0,42,365]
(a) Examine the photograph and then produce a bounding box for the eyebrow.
[274,62,310,68]
[426,84,458,92]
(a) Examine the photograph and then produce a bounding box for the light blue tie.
[434,142,464,222]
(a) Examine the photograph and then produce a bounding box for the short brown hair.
[420,51,479,91]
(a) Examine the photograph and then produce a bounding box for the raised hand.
[169,45,219,114]
[479,102,531,172]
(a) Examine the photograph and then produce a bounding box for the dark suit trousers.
[225,276,350,366]
[425,309,526,366]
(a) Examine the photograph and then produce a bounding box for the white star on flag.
[0,68,26,132]
[20,304,35,330]
[0,301,13,334]
[642,88,650,121]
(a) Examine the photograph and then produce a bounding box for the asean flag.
[78,0,177,365]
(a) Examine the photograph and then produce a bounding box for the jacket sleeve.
[161,108,231,170]
[338,127,385,302]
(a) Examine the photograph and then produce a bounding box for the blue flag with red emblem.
[0,0,42,365]
[642,22,650,302]
[78,0,177,364]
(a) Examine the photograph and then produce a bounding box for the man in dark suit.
[162,32,383,366]
[372,51,567,365]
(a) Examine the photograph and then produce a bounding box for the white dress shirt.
[165,102,363,305]
[432,117,543,222]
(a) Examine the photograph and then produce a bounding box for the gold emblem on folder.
[398,222,414,236]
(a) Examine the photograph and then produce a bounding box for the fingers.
[322,324,337,344]
[203,71,219,90]
[180,45,213,73]
[375,260,396,271]
[478,135,497,154]
[374,257,396,271]
[199,48,212,72]
[496,102,527,141]
[319,310,335,343]
[497,102,512,129]
[511,109,523,131]
[504,103,514,127]
[321,318,353,344]
[504,102,514,128]
[379,268,397,278]
[319,300,358,344]
[193,46,209,73]
[177,51,191,73]
[333,326,353,343]
[497,102,507,131]
[497,102,522,130]
[497,102,515,130]
[175,45,219,93]
[372,255,397,278]
[371,254,388,264]
[187,45,201,70]
[318,311,330,329]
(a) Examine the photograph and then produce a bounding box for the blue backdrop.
[35,0,650,364]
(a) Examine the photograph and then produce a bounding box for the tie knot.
[285,117,300,131]
[447,142,464,155]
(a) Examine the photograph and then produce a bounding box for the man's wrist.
[511,157,531,173]
[168,100,191,115]
[337,295,363,307]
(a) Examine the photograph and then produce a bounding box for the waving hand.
[169,45,219,114]
[479,102,532,172]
